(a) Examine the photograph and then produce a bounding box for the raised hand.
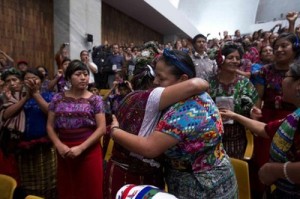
[57,69,63,78]
[24,79,39,95]
[286,12,299,22]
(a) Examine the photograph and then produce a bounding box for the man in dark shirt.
[106,44,125,88]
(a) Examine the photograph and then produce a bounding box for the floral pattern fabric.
[208,75,258,158]
[48,92,104,129]
[156,92,225,172]
[256,64,295,113]
[209,75,258,116]
[155,92,237,198]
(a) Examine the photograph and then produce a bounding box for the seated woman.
[220,57,300,198]
[109,49,238,198]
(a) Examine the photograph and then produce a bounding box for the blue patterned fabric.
[156,92,237,198]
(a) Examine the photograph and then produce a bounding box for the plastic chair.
[230,158,251,199]
[0,174,17,199]
[25,195,44,199]
[243,128,254,160]
[104,138,114,161]
[99,89,110,97]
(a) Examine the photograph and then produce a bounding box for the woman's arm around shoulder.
[159,77,209,110]
[220,109,268,138]
[110,115,178,158]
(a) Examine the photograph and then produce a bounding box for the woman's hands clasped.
[56,143,84,159]
[24,79,40,96]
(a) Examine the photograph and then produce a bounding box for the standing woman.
[255,33,300,156]
[0,68,25,186]
[256,33,300,123]
[18,68,56,198]
[47,60,106,199]
[219,57,300,197]
[104,58,209,198]
[251,32,300,197]
[209,43,259,159]
[110,49,237,198]
[250,45,274,107]
[36,65,51,93]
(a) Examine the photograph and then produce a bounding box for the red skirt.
[0,150,20,183]
[57,141,103,199]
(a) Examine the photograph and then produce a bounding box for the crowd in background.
[0,10,300,199]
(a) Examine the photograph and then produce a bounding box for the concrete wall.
[53,0,101,65]
[145,0,199,38]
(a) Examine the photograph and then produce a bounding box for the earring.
[216,50,224,66]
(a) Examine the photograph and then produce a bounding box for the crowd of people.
[0,10,300,199]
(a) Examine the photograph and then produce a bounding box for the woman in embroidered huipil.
[250,33,300,197]
[104,57,209,198]
[110,50,237,198]
[47,60,106,199]
[220,57,300,198]
[0,68,25,190]
[20,69,57,198]
[1,68,57,198]
[208,42,259,159]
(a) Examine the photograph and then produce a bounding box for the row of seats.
[0,174,43,199]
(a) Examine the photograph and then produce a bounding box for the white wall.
[53,0,70,68]
[256,0,300,23]
[176,0,300,39]
[69,0,101,59]
[178,0,260,38]
[145,0,199,38]
[53,0,101,69]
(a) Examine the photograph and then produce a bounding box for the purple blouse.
[48,93,104,129]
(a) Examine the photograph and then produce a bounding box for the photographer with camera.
[102,71,133,114]
[92,41,112,89]
[106,44,125,89]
